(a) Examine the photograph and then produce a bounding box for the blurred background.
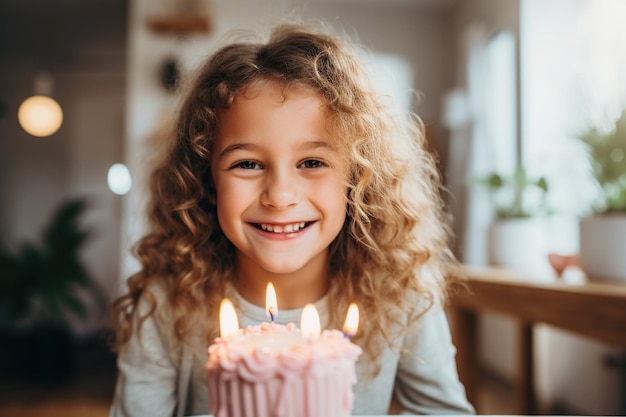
[1,0,625,416]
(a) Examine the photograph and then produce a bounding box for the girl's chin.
[251,255,319,276]
[235,247,329,277]
[257,262,307,276]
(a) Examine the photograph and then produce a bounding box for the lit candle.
[343,303,359,339]
[265,282,278,323]
[300,303,321,339]
[219,298,239,339]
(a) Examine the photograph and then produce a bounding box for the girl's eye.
[232,160,262,170]
[299,159,328,169]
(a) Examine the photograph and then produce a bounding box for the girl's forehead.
[238,80,321,103]
[223,81,347,151]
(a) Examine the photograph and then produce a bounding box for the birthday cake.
[206,322,362,417]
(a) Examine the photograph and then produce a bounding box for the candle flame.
[343,303,359,337]
[219,298,239,339]
[300,303,321,339]
[265,282,278,321]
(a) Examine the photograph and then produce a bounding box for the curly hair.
[111,22,456,372]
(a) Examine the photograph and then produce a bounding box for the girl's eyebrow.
[217,143,257,160]
[218,140,333,160]
[301,140,333,151]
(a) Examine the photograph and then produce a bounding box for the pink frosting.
[206,322,362,417]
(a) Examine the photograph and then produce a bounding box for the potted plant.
[578,109,626,282]
[473,167,553,276]
[474,167,549,219]
[0,198,106,383]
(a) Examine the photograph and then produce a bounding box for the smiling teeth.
[260,222,307,233]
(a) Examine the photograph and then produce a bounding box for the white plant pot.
[579,214,626,283]
[487,218,554,279]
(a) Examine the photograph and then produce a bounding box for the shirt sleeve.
[394,301,476,415]
[109,296,178,417]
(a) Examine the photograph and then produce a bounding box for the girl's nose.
[261,169,300,209]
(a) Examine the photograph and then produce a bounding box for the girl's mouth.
[253,222,312,233]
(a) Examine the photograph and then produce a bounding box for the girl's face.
[211,83,348,280]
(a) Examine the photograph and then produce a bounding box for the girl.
[110,23,474,417]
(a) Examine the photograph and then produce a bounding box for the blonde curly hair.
[112,22,456,372]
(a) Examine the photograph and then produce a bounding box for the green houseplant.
[578,109,626,282]
[579,109,626,213]
[0,198,106,382]
[473,167,549,219]
[472,167,554,277]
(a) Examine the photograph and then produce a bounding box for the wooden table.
[448,265,626,414]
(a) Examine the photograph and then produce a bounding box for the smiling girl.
[110,23,474,417]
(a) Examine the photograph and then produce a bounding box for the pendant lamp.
[18,72,63,137]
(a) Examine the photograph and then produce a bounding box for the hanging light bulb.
[18,96,63,137]
[18,72,63,137]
